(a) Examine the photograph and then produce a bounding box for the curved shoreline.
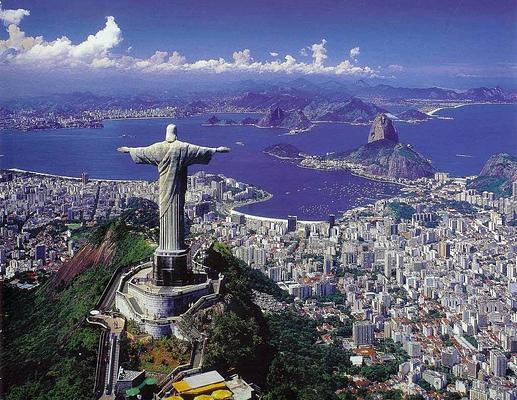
[4,167,327,223]
[426,102,514,116]
[6,168,135,183]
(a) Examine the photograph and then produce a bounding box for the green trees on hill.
[384,200,416,222]
[2,219,153,400]
[203,242,355,400]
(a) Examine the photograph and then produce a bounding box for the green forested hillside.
[2,220,153,400]
[202,242,359,400]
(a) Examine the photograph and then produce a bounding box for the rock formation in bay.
[257,107,313,132]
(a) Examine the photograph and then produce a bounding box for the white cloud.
[349,46,360,62]
[0,2,30,26]
[232,48,252,65]
[310,39,327,67]
[69,16,121,59]
[299,48,308,57]
[387,64,404,73]
[269,51,279,57]
[0,12,377,77]
[5,16,122,67]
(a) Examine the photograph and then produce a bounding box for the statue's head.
[166,124,177,142]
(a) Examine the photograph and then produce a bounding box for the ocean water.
[1,104,515,220]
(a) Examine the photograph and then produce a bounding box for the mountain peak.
[368,113,399,143]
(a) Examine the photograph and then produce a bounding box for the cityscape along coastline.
[2,2,517,399]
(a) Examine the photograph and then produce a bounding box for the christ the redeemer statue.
[118,124,229,286]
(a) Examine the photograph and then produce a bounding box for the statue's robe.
[129,140,215,251]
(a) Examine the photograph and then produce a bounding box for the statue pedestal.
[153,248,190,286]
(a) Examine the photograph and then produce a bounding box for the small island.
[263,143,305,160]
[396,109,434,123]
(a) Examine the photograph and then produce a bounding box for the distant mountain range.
[230,78,516,105]
[1,91,185,113]
[2,79,515,119]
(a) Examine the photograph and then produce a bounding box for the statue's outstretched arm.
[118,143,164,166]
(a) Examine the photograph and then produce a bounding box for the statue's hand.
[216,146,230,153]
[117,146,130,153]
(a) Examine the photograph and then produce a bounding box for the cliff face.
[368,113,399,143]
[479,153,517,180]
[468,153,517,197]
[344,140,435,179]
[257,107,312,131]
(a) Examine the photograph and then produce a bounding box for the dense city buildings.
[2,167,517,399]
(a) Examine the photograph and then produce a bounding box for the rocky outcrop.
[468,153,517,197]
[368,113,399,143]
[343,140,435,179]
[325,114,434,180]
[257,107,312,132]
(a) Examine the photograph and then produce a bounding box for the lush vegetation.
[203,242,273,384]
[202,243,410,399]
[122,336,191,374]
[2,219,153,400]
[263,312,352,400]
[464,335,479,348]
[384,201,415,222]
[434,200,477,215]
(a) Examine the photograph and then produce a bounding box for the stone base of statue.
[153,248,190,286]
[115,259,224,339]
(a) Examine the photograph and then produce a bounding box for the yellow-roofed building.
[173,371,227,396]
[165,370,254,400]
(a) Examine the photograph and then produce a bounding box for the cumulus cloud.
[311,39,327,67]
[2,16,122,67]
[232,48,252,65]
[0,12,377,77]
[349,46,360,62]
[387,64,404,73]
[299,47,308,57]
[269,51,278,57]
[0,2,30,26]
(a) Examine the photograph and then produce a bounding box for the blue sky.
[1,0,516,94]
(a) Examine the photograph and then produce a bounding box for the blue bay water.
[1,104,515,220]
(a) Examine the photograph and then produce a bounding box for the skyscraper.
[489,350,507,377]
[287,215,297,233]
[328,214,336,230]
[352,321,375,346]
[438,241,451,259]
[81,171,89,185]
[35,244,46,261]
